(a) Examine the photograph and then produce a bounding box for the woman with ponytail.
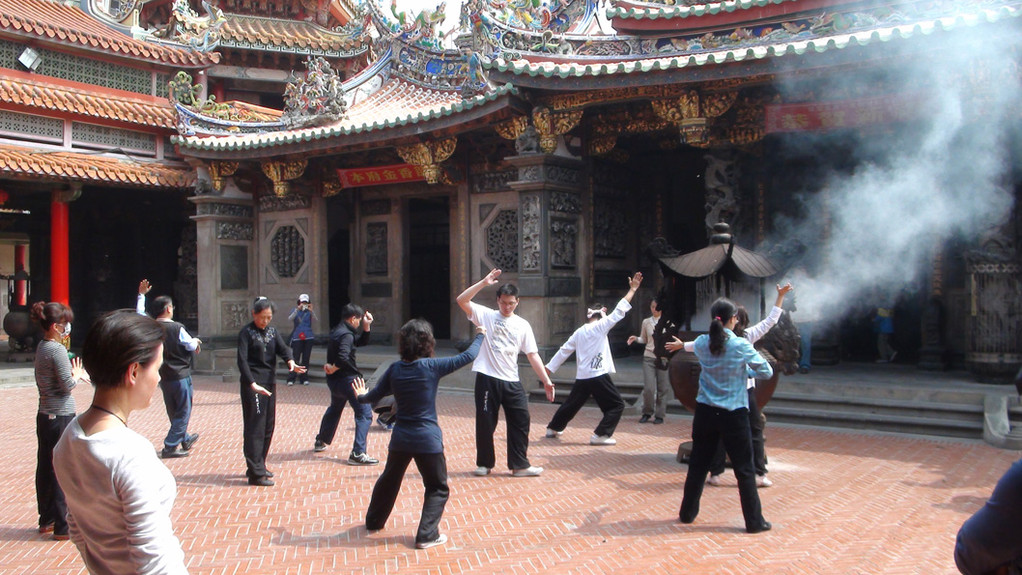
[678,297,774,534]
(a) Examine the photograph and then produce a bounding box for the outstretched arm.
[774,282,794,309]
[457,268,501,316]
[622,272,643,304]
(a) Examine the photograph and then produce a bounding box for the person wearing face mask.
[237,297,305,486]
[30,301,86,541]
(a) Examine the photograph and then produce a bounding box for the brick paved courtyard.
[1,376,1016,574]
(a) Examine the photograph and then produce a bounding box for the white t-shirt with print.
[468,301,539,382]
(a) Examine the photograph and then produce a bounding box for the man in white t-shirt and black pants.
[457,268,556,477]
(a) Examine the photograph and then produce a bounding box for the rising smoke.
[765,19,1021,327]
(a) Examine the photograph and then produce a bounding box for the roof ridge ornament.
[282,57,348,129]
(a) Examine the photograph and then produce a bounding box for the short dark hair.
[496,283,519,299]
[30,301,73,331]
[153,295,173,317]
[340,303,364,321]
[82,310,164,389]
[651,296,662,312]
[252,297,275,314]
[398,318,435,361]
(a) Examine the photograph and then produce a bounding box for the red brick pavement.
[1,376,1016,574]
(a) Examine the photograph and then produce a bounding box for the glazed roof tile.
[175,80,517,151]
[219,14,367,55]
[0,0,217,67]
[0,143,194,188]
[0,69,176,129]
[488,5,1022,77]
[608,0,793,21]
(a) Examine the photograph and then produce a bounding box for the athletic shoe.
[545,428,562,438]
[53,532,70,541]
[638,414,652,423]
[707,474,724,486]
[653,417,664,425]
[38,522,54,534]
[511,466,543,477]
[161,446,189,459]
[181,433,199,451]
[757,475,773,488]
[314,440,327,453]
[473,466,491,476]
[589,434,617,445]
[347,451,380,466]
[286,381,294,386]
[415,533,448,549]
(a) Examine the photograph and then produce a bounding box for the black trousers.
[287,339,313,384]
[365,450,449,544]
[241,382,276,479]
[546,374,625,437]
[474,373,531,470]
[680,403,767,532]
[709,387,767,476]
[36,412,71,533]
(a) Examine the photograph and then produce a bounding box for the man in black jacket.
[314,303,379,465]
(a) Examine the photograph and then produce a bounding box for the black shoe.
[181,433,199,451]
[265,470,275,478]
[161,446,189,459]
[747,521,772,534]
[314,440,327,453]
[248,476,275,487]
[653,417,664,425]
[639,414,652,423]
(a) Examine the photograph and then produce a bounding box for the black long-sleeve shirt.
[237,322,293,386]
[326,322,369,380]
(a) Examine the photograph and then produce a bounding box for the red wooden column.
[13,243,26,306]
[50,187,77,306]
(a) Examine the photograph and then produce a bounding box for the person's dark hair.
[709,298,738,356]
[398,318,435,361]
[153,295,173,317]
[496,283,519,299]
[734,306,750,338]
[585,302,604,321]
[252,297,275,314]
[340,303,364,321]
[82,309,164,388]
[652,296,662,313]
[30,301,73,331]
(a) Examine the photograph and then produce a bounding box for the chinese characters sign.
[764,94,924,134]
[336,164,425,188]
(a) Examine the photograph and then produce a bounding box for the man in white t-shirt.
[457,268,555,477]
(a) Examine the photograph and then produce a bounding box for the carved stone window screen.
[366,222,388,276]
[486,209,519,273]
[270,225,305,278]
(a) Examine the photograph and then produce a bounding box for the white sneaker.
[415,533,447,549]
[757,475,773,488]
[512,466,543,477]
[545,428,562,438]
[707,474,724,486]
[473,466,491,476]
[589,434,617,445]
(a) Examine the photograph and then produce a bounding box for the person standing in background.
[287,294,317,386]
[627,295,671,424]
[137,279,202,459]
[31,301,85,541]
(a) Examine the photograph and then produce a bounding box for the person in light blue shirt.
[679,297,774,534]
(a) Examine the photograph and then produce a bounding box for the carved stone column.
[504,153,586,355]
[189,195,256,338]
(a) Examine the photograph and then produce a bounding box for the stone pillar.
[505,153,586,357]
[190,189,255,338]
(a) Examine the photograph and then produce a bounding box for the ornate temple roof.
[0,142,195,188]
[0,69,176,129]
[0,0,217,67]
[218,13,369,57]
[607,0,807,24]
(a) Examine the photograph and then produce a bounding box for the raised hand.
[351,376,368,397]
[138,279,152,295]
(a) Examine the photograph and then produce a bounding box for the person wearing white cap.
[287,294,317,386]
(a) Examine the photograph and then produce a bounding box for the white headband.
[587,308,606,319]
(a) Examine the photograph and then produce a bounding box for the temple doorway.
[407,196,450,339]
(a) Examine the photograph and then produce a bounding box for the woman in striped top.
[31,301,85,540]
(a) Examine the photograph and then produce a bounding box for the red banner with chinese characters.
[336,164,425,188]
[764,93,925,134]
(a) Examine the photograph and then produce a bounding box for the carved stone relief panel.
[551,302,578,339]
[221,301,250,332]
[216,222,254,241]
[259,194,310,212]
[550,217,577,269]
[220,245,248,290]
[196,202,253,218]
[521,195,542,272]
[366,222,388,276]
[361,199,392,216]
[550,191,581,214]
[486,209,519,272]
[270,225,305,278]
[594,200,628,259]
[472,169,517,194]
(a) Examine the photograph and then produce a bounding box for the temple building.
[0,0,1020,379]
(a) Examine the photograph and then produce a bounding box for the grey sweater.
[35,339,76,416]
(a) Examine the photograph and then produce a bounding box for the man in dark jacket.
[314,303,379,465]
